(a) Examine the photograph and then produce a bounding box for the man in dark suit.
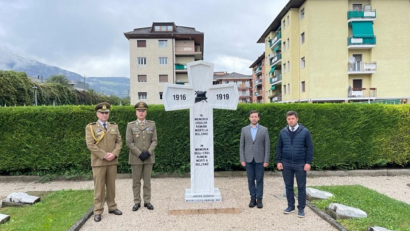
[276,111,313,218]
[239,110,270,208]
[85,102,123,222]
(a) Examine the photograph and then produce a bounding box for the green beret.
[95,102,111,112]
[134,101,148,110]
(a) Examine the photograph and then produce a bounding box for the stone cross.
[163,61,238,202]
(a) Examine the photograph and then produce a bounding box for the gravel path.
[1,175,409,231]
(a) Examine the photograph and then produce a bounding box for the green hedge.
[0,104,409,175]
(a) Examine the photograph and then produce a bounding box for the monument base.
[184,188,222,202]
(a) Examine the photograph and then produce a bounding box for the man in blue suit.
[276,111,314,218]
[239,110,270,209]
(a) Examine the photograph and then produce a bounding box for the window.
[287,16,289,26]
[154,25,173,32]
[283,63,286,72]
[353,4,362,11]
[159,57,167,65]
[159,75,168,82]
[301,32,305,44]
[137,40,146,47]
[159,92,163,100]
[301,81,305,92]
[300,8,305,19]
[287,38,290,49]
[138,57,146,65]
[283,85,287,94]
[283,41,286,51]
[288,84,290,94]
[283,20,286,29]
[353,79,363,89]
[138,75,147,82]
[159,40,167,47]
[287,61,290,71]
[138,92,147,100]
[301,57,305,68]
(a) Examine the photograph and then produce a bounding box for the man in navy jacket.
[276,111,313,218]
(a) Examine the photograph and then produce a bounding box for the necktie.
[291,127,294,132]
[103,123,107,130]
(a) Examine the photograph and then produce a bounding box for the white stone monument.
[163,61,238,202]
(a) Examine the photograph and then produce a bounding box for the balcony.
[269,32,282,49]
[270,74,282,85]
[175,64,187,72]
[348,87,377,98]
[347,37,376,49]
[239,93,251,99]
[270,53,282,66]
[175,81,188,85]
[254,66,262,76]
[347,7,376,22]
[254,79,262,86]
[348,61,377,74]
[237,83,250,89]
[254,90,262,97]
[268,94,282,102]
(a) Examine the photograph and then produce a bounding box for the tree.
[46,75,70,86]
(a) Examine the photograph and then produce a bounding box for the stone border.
[68,206,93,231]
[0,169,409,182]
[306,200,348,231]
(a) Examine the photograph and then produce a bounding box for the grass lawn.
[0,189,93,231]
[310,185,410,231]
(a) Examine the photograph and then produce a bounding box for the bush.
[0,104,409,175]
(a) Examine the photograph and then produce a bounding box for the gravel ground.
[0,175,409,231]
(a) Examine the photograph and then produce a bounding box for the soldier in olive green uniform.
[126,101,158,211]
[85,102,123,222]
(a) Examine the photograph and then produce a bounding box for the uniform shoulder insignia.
[128,121,136,125]
[147,120,155,123]
[89,122,96,125]
[110,122,117,125]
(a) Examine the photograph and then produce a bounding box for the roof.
[124,22,204,38]
[249,52,265,68]
[213,72,252,81]
[257,0,306,43]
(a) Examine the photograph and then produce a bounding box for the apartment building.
[213,72,253,103]
[124,22,204,104]
[257,0,410,103]
[249,52,266,103]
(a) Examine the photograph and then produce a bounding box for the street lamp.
[32,86,38,106]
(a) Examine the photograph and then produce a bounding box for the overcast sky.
[0,0,288,77]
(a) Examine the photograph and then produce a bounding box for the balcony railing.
[254,90,262,97]
[347,8,376,21]
[254,66,262,75]
[270,53,282,66]
[175,46,201,54]
[175,64,187,70]
[239,93,251,98]
[270,94,282,102]
[254,79,262,86]
[348,61,377,74]
[237,83,250,88]
[270,74,282,85]
[348,87,377,98]
[347,37,376,47]
[269,32,282,48]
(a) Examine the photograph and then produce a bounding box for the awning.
[350,21,374,38]
[269,66,277,74]
[273,45,280,52]
[270,85,276,90]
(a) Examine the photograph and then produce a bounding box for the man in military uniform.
[126,101,157,211]
[85,102,123,222]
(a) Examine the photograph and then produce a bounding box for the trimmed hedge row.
[0,104,409,175]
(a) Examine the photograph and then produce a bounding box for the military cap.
[134,101,148,110]
[95,102,111,112]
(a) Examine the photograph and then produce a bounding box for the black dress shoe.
[249,198,256,208]
[94,214,101,222]
[144,203,154,210]
[256,199,263,209]
[108,209,123,215]
[132,203,141,211]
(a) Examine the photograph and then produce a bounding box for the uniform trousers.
[131,164,153,204]
[92,164,117,214]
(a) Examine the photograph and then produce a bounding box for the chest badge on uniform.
[136,134,140,138]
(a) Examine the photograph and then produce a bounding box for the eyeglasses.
[99,112,109,115]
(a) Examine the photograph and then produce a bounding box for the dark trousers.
[245,159,264,199]
[282,163,306,210]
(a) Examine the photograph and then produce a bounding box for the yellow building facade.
[258,0,410,103]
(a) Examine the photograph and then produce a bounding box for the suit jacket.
[239,124,270,163]
[85,121,122,167]
[126,120,158,165]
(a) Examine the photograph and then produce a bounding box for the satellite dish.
[348,56,356,64]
